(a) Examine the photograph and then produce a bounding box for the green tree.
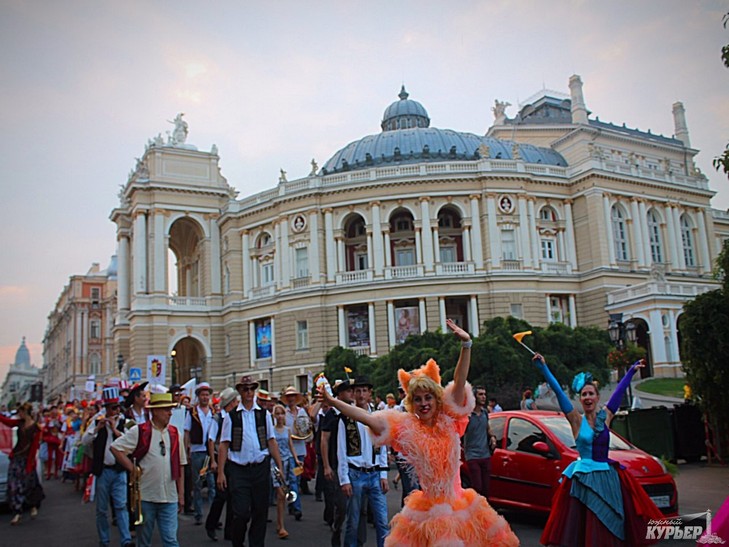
[680,240,729,459]
[713,13,729,176]
[322,346,372,385]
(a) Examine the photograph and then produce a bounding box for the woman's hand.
[633,359,646,369]
[317,384,336,406]
[532,353,546,366]
[446,318,470,342]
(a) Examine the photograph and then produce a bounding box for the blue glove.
[533,357,573,414]
[607,360,641,413]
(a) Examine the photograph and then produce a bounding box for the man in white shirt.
[217,375,284,547]
[282,385,312,519]
[111,392,187,547]
[337,376,389,547]
[184,381,216,525]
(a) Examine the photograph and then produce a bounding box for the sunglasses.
[159,440,166,457]
[240,386,256,392]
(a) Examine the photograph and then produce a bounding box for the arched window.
[539,206,557,221]
[611,205,630,261]
[680,214,695,267]
[647,209,663,263]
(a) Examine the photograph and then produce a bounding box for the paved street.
[1,464,726,546]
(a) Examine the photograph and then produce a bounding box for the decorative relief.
[292,214,307,233]
[497,195,515,215]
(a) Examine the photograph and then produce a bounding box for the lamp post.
[608,313,638,408]
[170,350,177,385]
[117,353,124,379]
[268,366,273,393]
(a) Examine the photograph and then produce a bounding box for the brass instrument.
[272,464,297,503]
[129,464,144,525]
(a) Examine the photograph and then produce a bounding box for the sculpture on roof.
[279,168,288,183]
[492,100,511,125]
[167,113,189,146]
[310,158,318,176]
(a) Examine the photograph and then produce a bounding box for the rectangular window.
[395,248,415,266]
[502,230,516,260]
[440,246,457,263]
[261,263,274,286]
[90,320,101,340]
[296,320,309,350]
[295,248,309,278]
[258,379,269,392]
[346,306,370,348]
[296,374,309,395]
[510,303,523,319]
[549,295,569,324]
[541,239,555,261]
[255,318,272,359]
[355,252,368,271]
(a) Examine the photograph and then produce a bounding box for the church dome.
[321,88,566,175]
[14,337,30,368]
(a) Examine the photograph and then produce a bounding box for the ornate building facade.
[109,76,729,394]
[42,261,118,400]
[0,338,40,406]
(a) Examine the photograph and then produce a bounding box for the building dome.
[14,337,30,368]
[321,88,566,175]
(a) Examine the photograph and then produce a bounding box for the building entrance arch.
[169,217,205,297]
[170,336,207,385]
[628,317,652,378]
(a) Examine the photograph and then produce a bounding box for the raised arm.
[532,353,581,434]
[318,386,385,436]
[447,318,472,406]
[605,359,645,424]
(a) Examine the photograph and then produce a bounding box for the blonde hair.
[403,375,444,415]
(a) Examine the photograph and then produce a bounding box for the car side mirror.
[532,441,551,456]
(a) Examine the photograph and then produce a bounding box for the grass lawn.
[635,378,686,399]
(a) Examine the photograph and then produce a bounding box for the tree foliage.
[714,13,729,177]
[321,316,612,411]
[680,240,729,459]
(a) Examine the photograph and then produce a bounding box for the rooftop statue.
[492,100,511,125]
[167,113,189,146]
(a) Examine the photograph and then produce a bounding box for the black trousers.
[206,470,233,539]
[323,472,350,547]
[228,458,271,547]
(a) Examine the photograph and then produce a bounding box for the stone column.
[415,226,423,265]
[668,310,681,365]
[366,230,374,271]
[117,234,130,313]
[309,210,321,282]
[486,194,500,268]
[462,223,472,262]
[696,209,711,273]
[383,229,392,267]
[368,303,376,355]
[271,317,276,364]
[568,294,577,328]
[210,215,221,294]
[387,301,395,348]
[153,211,166,293]
[518,196,532,268]
[274,222,282,289]
[133,211,147,295]
[419,298,427,333]
[649,310,667,367]
[249,321,256,366]
[663,204,678,269]
[672,205,686,270]
[420,198,434,272]
[432,225,440,264]
[280,218,290,288]
[371,202,384,275]
[324,209,336,282]
[630,198,645,266]
[470,295,479,336]
[545,295,552,324]
[528,198,540,268]
[602,194,616,265]
[242,231,251,296]
[470,195,484,269]
[338,307,347,348]
[638,200,651,265]
[336,236,345,273]
[564,199,577,269]
[438,297,447,331]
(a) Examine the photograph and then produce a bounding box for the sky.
[1,1,728,381]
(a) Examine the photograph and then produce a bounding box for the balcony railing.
[250,285,275,299]
[501,259,522,271]
[292,276,311,289]
[336,269,373,285]
[350,345,371,356]
[541,261,572,275]
[169,296,208,306]
[607,281,716,305]
[385,265,424,279]
[435,262,475,275]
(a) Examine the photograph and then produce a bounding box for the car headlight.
[651,455,667,473]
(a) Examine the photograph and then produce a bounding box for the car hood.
[609,449,666,478]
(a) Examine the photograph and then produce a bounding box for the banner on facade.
[347,307,369,347]
[395,306,420,344]
[146,355,166,384]
[256,319,272,359]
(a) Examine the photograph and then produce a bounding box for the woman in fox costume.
[319,319,519,546]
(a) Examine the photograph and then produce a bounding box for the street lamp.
[608,313,638,407]
[170,350,177,385]
[117,353,124,379]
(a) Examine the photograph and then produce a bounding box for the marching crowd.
[1,320,667,547]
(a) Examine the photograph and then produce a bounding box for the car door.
[487,414,508,502]
[498,417,562,511]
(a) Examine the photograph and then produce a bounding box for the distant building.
[42,260,117,401]
[109,76,729,395]
[0,337,40,406]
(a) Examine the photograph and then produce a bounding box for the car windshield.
[541,416,634,451]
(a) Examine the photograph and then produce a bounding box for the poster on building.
[347,308,369,347]
[256,319,272,359]
[85,375,96,393]
[147,355,166,385]
[395,306,420,344]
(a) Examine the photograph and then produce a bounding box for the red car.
[465,410,678,517]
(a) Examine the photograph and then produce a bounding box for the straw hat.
[147,392,177,409]
[256,389,272,402]
[282,386,303,405]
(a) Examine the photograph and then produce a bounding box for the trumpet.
[272,464,297,504]
[129,464,144,525]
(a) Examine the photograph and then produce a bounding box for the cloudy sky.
[1,1,727,380]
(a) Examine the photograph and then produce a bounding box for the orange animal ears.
[398,359,442,394]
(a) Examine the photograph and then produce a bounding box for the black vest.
[189,406,213,445]
[91,415,125,477]
[229,407,267,452]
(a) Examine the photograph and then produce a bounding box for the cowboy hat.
[333,379,353,395]
[282,386,303,404]
[352,375,373,389]
[195,382,213,395]
[218,387,238,409]
[147,392,177,409]
[235,375,259,391]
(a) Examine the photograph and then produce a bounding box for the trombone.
[272,464,297,504]
[129,464,144,525]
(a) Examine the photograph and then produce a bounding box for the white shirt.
[82,413,123,466]
[336,408,388,485]
[111,422,187,503]
[220,403,274,465]
[208,409,227,444]
[184,405,215,453]
[131,406,147,425]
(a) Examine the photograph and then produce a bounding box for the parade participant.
[124,382,150,426]
[282,385,311,520]
[272,404,301,539]
[184,381,216,526]
[488,397,503,413]
[205,387,238,542]
[217,375,284,547]
[321,379,354,547]
[255,389,273,413]
[520,389,538,410]
[82,386,133,547]
[0,402,44,525]
[335,375,389,547]
[42,415,62,480]
[463,385,497,498]
[167,383,192,516]
[532,353,664,546]
[319,319,519,546]
[111,392,186,547]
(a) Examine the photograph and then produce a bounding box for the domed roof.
[321,88,566,175]
[14,337,31,368]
